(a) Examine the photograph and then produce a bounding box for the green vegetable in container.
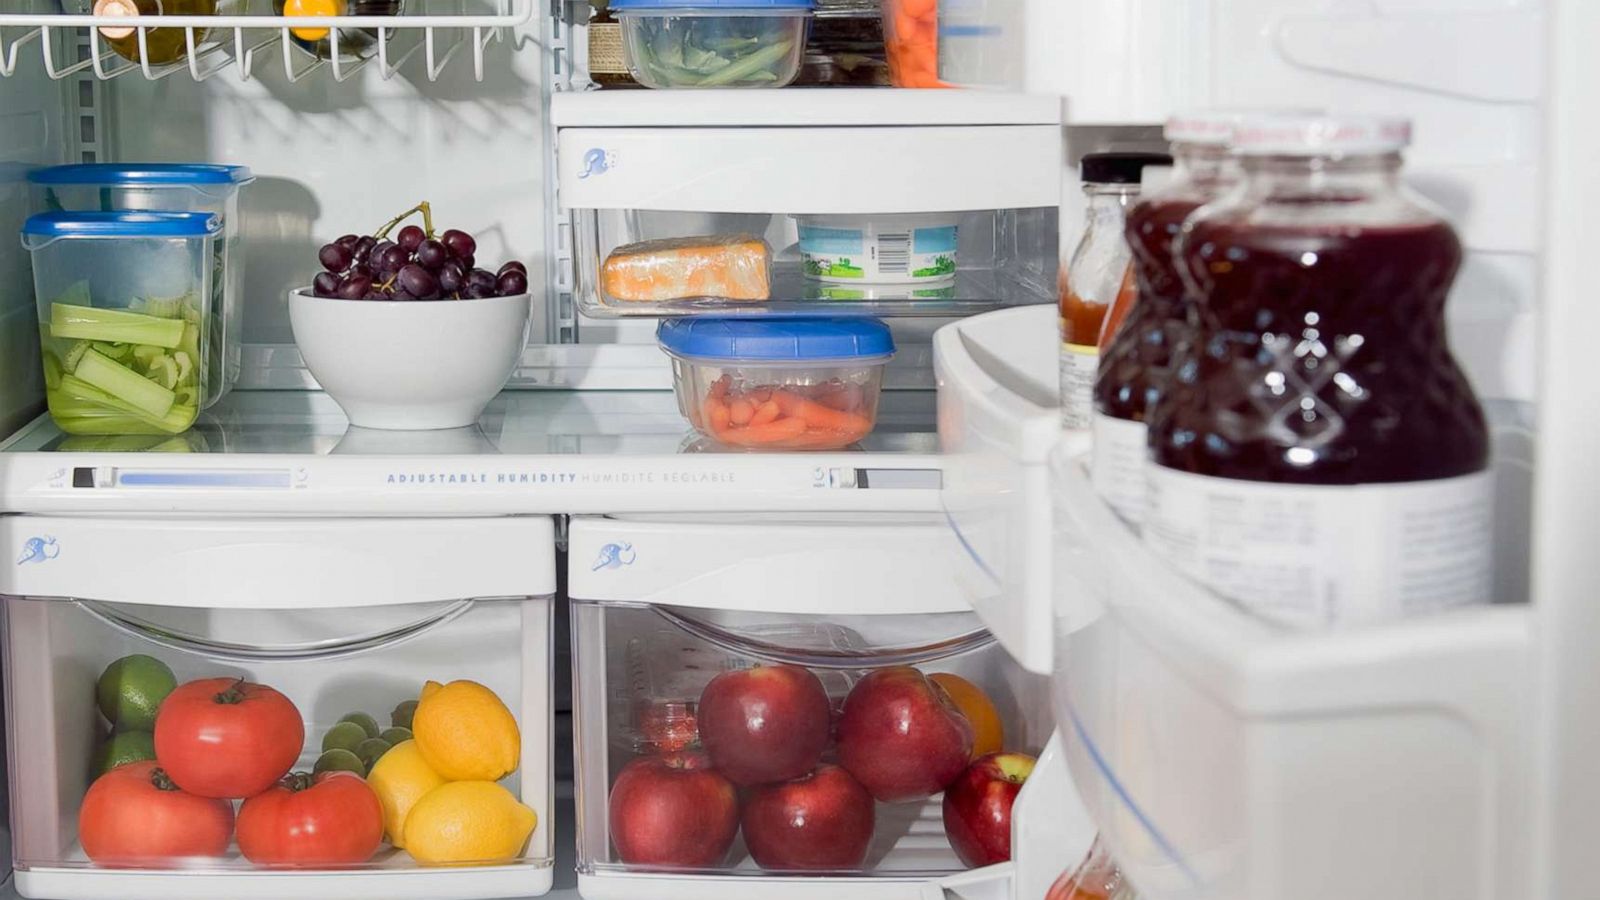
[631,14,798,87]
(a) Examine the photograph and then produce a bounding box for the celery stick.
[52,377,195,435]
[173,351,193,386]
[42,353,62,391]
[132,345,163,366]
[99,342,134,363]
[54,281,91,308]
[63,341,91,373]
[139,293,186,319]
[699,40,792,86]
[51,304,184,349]
[74,349,176,419]
[148,355,179,390]
[179,323,201,365]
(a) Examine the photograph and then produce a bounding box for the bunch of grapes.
[311,201,529,301]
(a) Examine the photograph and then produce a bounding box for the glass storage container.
[612,0,814,89]
[27,164,255,403]
[22,211,223,435]
[0,516,556,900]
[569,515,1052,900]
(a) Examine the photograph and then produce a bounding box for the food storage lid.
[21,210,223,241]
[657,317,894,362]
[1080,151,1173,185]
[1165,109,1326,147]
[611,0,814,10]
[27,163,255,187]
[1232,114,1412,156]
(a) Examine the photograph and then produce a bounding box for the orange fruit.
[930,672,1005,759]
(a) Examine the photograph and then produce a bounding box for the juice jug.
[1145,115,1492,628]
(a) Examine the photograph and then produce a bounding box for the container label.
[587,21,627,75]
[800,225,957,281]
[1090,413,1148,525]
[1059,342,1098,430]
[1145,467,1494,628]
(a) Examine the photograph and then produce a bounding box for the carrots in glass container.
[882,0,946,88]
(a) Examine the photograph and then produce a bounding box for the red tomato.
[236,771,385,866]
[78,760,234,866]
[154,677,304,799]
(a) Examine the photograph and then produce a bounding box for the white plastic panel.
[550,89,1064,129]
[556,125,1062,214]
[932,304,1063,674]
[568,514,972,615]
[0,515,556,608]
[1050,455,1533,900]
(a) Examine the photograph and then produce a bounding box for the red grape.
[335,233,359,250]
[496,269,528,296]
[416,239,448,270]
[439,261,466,295]
[442,229,476,260]
[397,264,441,300]
[319,242,352,273]
[498,260,527,277]
[337,274,372,300]
[312,271,340,297]
[391,289,415,301]
[397,225,425,253]
[375,245,408,275]
[353,235,377,265]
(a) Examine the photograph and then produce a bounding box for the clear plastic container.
[22,211,223,435]
[572,600,1041,882]
[657,317,894,451]
[879,0,941,87]
[613,0,813,89]
[27,164,255,402]
[795,212,959,285]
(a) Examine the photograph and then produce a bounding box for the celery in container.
[21,211,221,435]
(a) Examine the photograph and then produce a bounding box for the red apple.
[837,666,974,803]
[942,751,1037,868]
[697,664,831,786]
[607,752,739,868]
[742,764,876,871]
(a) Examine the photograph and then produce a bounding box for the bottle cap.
[1080,152,1174,186]
[92,0,138,40]
[1232,115,1412,156]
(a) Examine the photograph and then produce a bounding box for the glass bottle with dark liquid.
[1145,116,1492,628]
[1091,113,1243,524]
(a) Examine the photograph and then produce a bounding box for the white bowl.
[289,289,531,431]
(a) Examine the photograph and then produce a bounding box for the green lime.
[95,655,176,732]
[390,700,418,730]
[379,727,412,746]
[322,721,369,754]
[339,712,381,739]
[314,748,367,777]
[90,730,156,777]
[355,737,392,770]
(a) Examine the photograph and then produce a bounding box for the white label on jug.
[799,224,958,281]
[1091,413,1148,525]
[1144,467,1493,628]
[1059,343,1098,430]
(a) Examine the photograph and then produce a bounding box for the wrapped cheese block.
[601,235,772,302]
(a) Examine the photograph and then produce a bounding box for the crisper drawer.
[0,516,556,900]
[567,515,1078,900]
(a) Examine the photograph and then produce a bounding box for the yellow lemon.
[403,781,537,865]
[412,680,520,782]
[366,739,446,849]
[280,0,344,41]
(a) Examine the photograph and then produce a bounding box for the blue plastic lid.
[611,0,813,10]
[27,163,255,187]
[658,317,894,362]
[22,211,223,240]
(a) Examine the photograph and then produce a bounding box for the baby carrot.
[710,375,731,400]
[774,390,871,433]
[706,397,732,434]
[729,398,756,426]
[751,400,782,426]
[716,416,808,447]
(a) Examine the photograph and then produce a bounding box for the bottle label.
[588,21,627,75]
[1090,413,1148,525]
[1145,467,1493,628]
[1059,342,1098,430]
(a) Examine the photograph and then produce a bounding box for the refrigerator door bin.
[0,516,556,900]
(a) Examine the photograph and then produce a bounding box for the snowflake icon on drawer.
[592,542,636,571]
[17,536,60,566]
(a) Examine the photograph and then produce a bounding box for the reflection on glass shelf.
[3,390,939,457]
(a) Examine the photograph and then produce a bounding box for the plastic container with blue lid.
[21,211,225,435]
[28,163,255,399]
[611,0,814,89]
[658,317,893,450]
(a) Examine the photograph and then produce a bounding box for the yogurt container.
[795,212,959,285]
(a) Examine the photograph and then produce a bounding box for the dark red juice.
[1151,218,1488,484]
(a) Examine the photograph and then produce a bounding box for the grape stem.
[374,201,436,240]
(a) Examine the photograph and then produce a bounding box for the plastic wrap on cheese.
[601,234,772,302]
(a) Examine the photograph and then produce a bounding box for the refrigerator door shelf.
[932,303,1063,675]
[1052,455,1533,900]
